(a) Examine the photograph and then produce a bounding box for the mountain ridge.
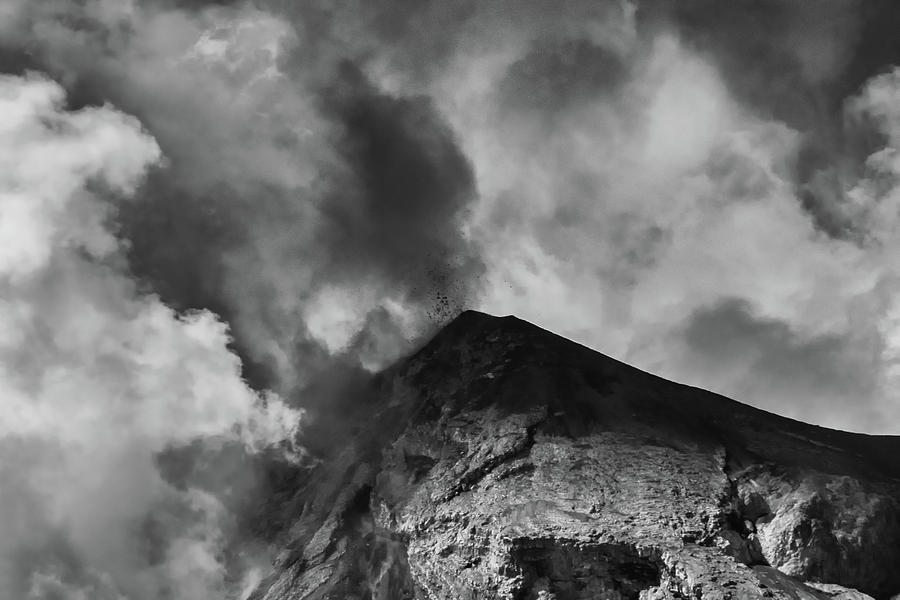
[403,310,900,480]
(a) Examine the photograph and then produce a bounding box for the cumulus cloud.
[0,72,300,599]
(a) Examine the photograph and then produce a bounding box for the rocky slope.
[249,311,900,600]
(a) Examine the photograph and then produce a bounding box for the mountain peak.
[253,312,900,600]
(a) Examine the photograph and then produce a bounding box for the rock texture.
[250,311,900,600]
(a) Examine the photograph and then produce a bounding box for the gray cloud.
[640,0,900,239]
[499,38,630,116]
[678,299,883,429]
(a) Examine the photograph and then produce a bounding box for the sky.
[3,0,900,598]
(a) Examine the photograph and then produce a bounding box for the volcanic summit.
[251,311,900,600]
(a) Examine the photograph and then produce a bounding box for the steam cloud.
[4,0,900,598]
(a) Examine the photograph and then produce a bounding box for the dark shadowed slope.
[403,311,900,478]
[252,311,900,600]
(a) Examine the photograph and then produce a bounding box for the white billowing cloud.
[0,73,301,599]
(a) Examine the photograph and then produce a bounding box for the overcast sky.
[3,1,900,599]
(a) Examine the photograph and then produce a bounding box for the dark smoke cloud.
[318,64,482,296]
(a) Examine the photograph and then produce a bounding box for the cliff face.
[250,312,900,600]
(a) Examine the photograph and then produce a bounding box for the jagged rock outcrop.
[250,311,900,600]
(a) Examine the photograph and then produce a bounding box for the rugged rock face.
[250,311,900,600]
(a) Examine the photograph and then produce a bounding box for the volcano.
[250,311,900,600]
